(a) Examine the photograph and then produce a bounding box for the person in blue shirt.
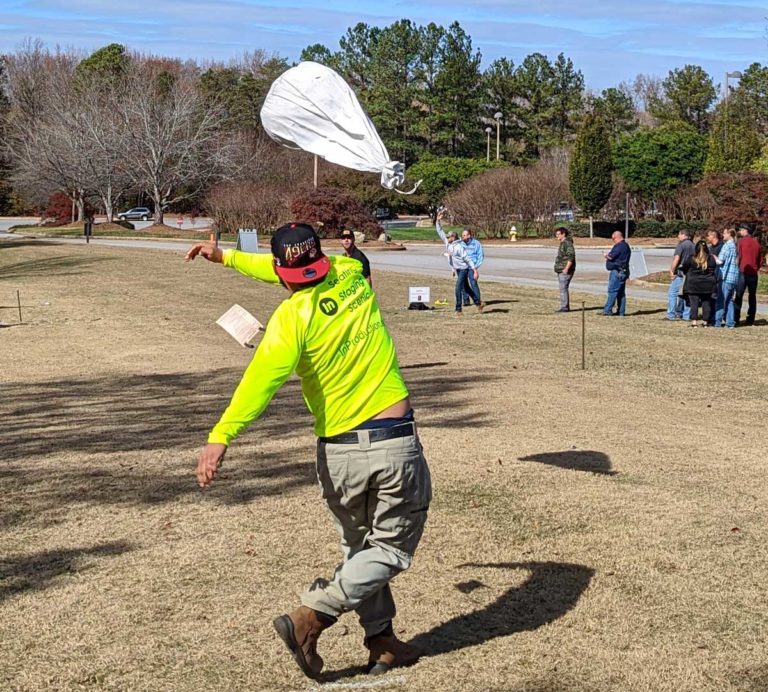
[713,227,739,328]
[601,231,632,316]
[460,228,485,307]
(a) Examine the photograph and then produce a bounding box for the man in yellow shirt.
[185,223,431,680]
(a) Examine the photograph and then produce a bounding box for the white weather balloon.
[260,61,420,193]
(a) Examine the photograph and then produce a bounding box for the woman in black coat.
[682,240,718,327]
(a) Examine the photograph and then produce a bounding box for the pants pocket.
[316,444,350,501]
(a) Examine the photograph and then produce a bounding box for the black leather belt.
[320,421,414,445]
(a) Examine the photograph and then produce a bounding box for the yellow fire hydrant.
[509,225,517,242]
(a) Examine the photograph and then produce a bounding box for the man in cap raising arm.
[435,208,484,317]
[185,224,431,680]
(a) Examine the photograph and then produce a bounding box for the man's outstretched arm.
[186,242,280,284]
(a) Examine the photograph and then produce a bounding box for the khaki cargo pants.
[302,424,431,639]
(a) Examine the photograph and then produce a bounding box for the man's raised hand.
[185,242,223,264]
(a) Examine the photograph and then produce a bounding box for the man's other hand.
[473,269,479,280]
[185,242,223,264]
[196,443,227,487]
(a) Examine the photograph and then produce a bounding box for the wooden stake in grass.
[17,290,22,323]
[581,301,586,370]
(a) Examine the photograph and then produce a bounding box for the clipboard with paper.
[216,304,264,348]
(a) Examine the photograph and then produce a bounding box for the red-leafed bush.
[42,192,75,224]
[42,192,95,225]
[696,172,768,235]
[289,186,380,239]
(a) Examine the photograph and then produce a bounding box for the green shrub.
[549,219,707,239]
[634,219,707,237]
[565,221,619,238]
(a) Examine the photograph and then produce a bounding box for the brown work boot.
[272,606,336,679]
[364,630,422,675]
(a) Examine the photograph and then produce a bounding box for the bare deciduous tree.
[205,181,290,235]
[445,153,571,237]
[3,43,89,219]
[115,62,240,224]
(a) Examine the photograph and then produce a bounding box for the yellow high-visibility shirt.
[207,250,408,444]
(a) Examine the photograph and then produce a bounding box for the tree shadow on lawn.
[0,254,113,280]
[518,450,617,476]
[322,561,594,681]
[2,364,496,521]
[4,365,493,459]
[0,541,132,602]
[0,239,64,250]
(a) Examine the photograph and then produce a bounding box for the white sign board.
[629,247,649,278]
[237,228,259,252]
[409,287,431,303]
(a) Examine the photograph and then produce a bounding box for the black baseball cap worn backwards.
[271,223,330,284]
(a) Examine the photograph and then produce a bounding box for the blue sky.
[1,0,765,90]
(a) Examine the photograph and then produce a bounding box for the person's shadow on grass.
[321,560,593,680]
[518,450,617,476]
[409,560,594,654]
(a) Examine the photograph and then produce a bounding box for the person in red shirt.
[734,223,765,326]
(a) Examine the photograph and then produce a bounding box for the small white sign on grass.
[409,287,431,303]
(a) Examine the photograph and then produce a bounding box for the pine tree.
[705,101,761,173]
[434,22,483,157]
[569,114,613,238]
[650,65,716,134]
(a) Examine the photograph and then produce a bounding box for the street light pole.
[724,70,743,148]
[485,126,492,162]
[494,111,502,160]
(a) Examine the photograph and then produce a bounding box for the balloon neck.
[381,161,420,194]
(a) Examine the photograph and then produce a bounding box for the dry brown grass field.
[2,238,767,692]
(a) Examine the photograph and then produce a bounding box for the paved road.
[3,229,765,314]
[0,217,211,232]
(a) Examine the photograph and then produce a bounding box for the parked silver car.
[118,207,151,221]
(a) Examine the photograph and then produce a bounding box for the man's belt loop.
[357,429,371,450]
